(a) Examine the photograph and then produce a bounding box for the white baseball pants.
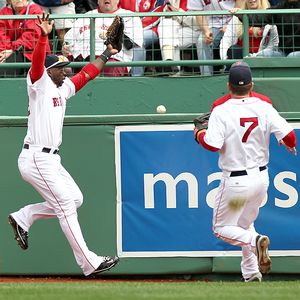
[213,167,269,279]
[11,147,103,276]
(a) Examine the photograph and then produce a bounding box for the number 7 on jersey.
[240,117,258,142]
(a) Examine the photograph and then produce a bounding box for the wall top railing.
[1,9,300,19]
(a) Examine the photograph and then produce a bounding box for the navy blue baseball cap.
[45,54,70,70]
[229,62,252,86]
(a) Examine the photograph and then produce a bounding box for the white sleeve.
[62,77,76,100]
[64,18,84,46]
[123,16,144,47]
[26,70,48,93]
[268,106,294,141]
[219,17,239,60]
[204,109,226,149]
[187,0,204,10]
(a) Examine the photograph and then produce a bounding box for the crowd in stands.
[220,0,280,68]
[0,0,299,77]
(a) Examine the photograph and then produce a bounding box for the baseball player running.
[194,62,297,282]
[8,13,120,277]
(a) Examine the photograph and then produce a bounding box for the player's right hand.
[37,13,54,36]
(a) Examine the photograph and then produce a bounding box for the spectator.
[187,0,243,76]
[158,0,201,75]
[73,0,97,13]
[32,1,76,47]
[63,0,144,77]
[119,0,167,76]
[239,0,300,57]
[0,0,51,77]
[220,0,279,67]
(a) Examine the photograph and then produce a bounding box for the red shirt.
[237,27,263,54]
[211,91,272,111]
[119,0,166,33]
[0,3,51,61]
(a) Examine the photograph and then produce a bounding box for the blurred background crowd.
[0,0,299,77]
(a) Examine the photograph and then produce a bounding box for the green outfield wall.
[0,58,300,276]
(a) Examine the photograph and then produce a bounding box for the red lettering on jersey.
[240,117,258,142]
[52,97,63,107]
[79,24,90,34]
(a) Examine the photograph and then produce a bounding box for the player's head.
[45,54,70,87]
[228,61,253,96]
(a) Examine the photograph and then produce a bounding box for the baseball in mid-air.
[156,105,167,114]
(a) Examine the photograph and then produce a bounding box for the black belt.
[230,166,267,177]
[23,144,59,155]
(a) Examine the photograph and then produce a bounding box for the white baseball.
[156,105,166,114]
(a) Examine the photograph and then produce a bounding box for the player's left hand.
[106,44,118,56]
[104,16,124,53]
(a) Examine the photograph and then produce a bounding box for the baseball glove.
[193,112,211,143]
[104,16,124,52]
[193,112,211,131]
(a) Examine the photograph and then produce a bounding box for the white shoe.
[244,272,262,282]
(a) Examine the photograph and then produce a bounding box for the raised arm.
[70,45,118,93]
[30,14,54,83]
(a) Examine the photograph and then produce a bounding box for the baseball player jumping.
[194,62,297,282]
[8,14,121,277]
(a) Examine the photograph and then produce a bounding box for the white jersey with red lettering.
[24,70,75,149]
[204,96,293,280]
[204,96,293,172]
[64,8,143,61]
[187,0,236,28]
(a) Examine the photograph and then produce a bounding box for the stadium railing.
[0,9,299,75]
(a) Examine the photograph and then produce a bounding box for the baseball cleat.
[256,235,271,274]
[244,272,262,282]
[8,215,28,250]
[89,256,119,277]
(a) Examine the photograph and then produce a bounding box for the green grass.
[1,281,300,300]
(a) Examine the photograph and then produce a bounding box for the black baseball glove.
[104,16,124,52]
[193,112,211,143]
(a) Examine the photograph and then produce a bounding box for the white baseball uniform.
[10,70,104,276]
[204,96,293,279]
[64,8,144,70]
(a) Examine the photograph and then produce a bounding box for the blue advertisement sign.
[115,124,300,257]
